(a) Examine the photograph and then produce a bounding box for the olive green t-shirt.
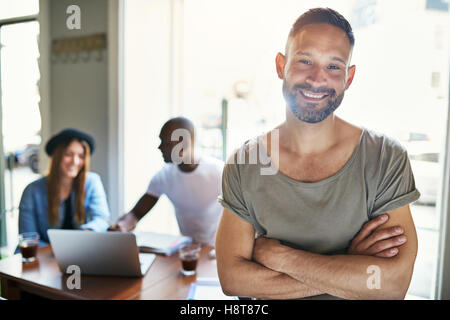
[218,127,420,299]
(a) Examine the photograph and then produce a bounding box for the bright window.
[124,0,449,299]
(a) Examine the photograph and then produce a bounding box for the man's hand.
[108,223,127,232]
[109,194,158,232]
[108,212,138,232]
[347,213,407,258]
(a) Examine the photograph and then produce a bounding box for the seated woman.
[18,128,111,247]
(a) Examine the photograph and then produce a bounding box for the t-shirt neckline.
[263,127,366,188]
[175,156,202,175]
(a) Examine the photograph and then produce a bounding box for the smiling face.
[277,23,355,123]
[59,140,86,179]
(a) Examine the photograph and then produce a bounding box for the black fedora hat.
[45,128,95,156]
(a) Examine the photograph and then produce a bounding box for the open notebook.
[133,230,193,256]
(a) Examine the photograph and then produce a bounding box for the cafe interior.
[0,0,450,301]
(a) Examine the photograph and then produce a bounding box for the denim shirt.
[18,172,111,247]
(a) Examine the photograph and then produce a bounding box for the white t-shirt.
[146,155,224,245]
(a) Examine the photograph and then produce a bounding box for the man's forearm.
[220,256,324,299]
[277,249,410,299]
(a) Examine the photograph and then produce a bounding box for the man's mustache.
[292,84,336,96]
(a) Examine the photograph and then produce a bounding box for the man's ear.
[275,53,286,79]
[345,65,356,90]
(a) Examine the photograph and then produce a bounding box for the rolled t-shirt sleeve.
[371,148,421,218]
[218,162,253,224]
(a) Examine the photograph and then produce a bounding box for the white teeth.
[301,90,326,99]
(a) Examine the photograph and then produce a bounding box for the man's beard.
[283,81,345,123]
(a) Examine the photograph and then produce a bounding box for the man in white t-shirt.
[110,117,224,245]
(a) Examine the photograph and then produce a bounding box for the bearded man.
[215,7,420,300]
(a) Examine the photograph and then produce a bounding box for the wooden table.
[0,245,218,300]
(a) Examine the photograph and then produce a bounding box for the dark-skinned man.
[110,117,224,246]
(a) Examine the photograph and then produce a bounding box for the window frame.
[0,14,38,250]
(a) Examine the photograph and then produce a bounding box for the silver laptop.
[47,229,156,277]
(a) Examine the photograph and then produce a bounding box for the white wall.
[39,0,112,206]
[49,0,109,179]
[123,0,179,234]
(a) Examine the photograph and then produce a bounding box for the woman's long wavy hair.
[46,139,90,227]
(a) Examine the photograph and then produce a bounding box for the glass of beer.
[179,243,201,276]
[18,232,40,263]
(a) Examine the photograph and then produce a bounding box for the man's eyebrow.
[295,51,312,57]
[331,56,346,65]
[295,51,346,65]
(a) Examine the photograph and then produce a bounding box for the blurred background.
[0,0,449,299]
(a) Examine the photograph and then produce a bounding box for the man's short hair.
[286,7,355,53]
[162,116,196,142]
